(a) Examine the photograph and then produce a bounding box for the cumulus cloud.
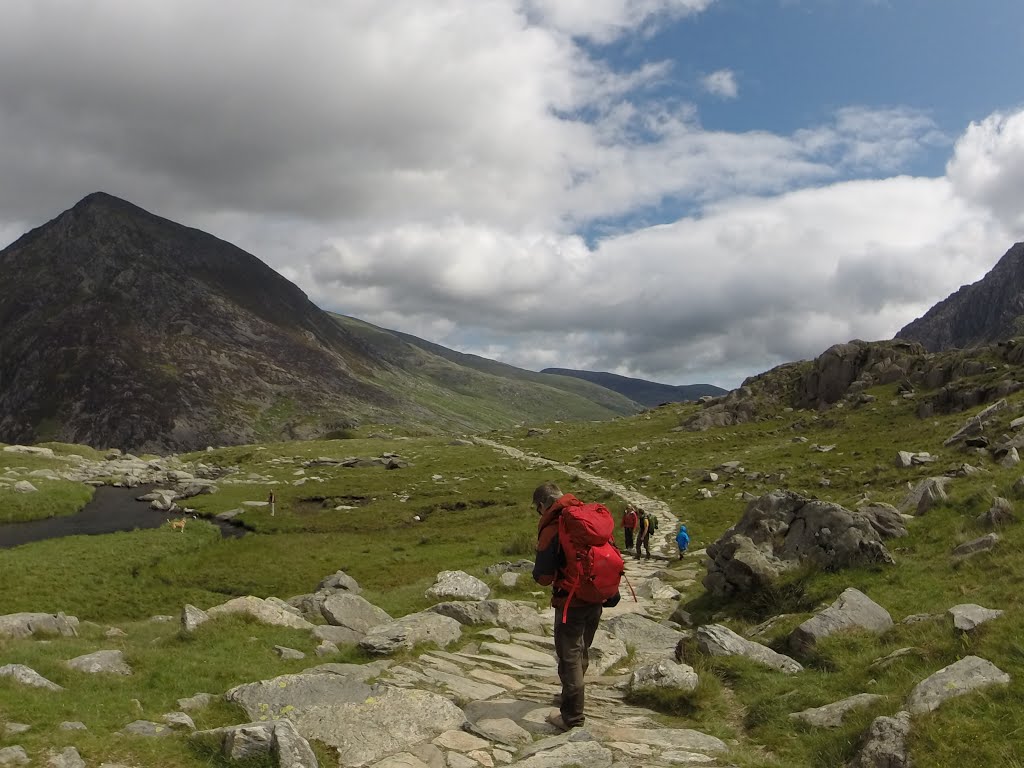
[701,69,738,99]
[947,111,1024,235]
[0,1,1019,388]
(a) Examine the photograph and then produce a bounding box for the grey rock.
[604,613,684,657]
[59,722,87,730]
[696,624,803,674]
[0,663,63,690]
[194,722,275,761]
[898,477,951,514]
[162,711,196,730]
[13,480,37,493]
[848,711,912,768]
[704,492,901,597]
[226,667,377,720]
[119,720,173,737]
[177,692,216,711]
[3,724,30,736]
[428,599,546,635]
[629,660,699,692]
[0,746,29,766]
[511,741,613,768]
[274,645,306,661]
[312,624,363,646]
[906,655,1011,713]
[316,569,361,594]
[944,399,1008,446]
[472,717,532,746]
[585,721,727,753]
[0,612,79,639]
[949,603,1004,631]
[976,497,1016,528]
[181,604,209,633]
[588,629,628,674]
[207,596,315,630]
[315,640,339,656]
[273,718,319,768]
[44,747,85,768]
[952,533,1000,558]
[789,588,892,653]
[321,593,393,634]
[483,560,534,575]
[425,570,490,601]
[65,649,132,675]
[789,693,883,728]
[359,612,462,655]
[499,572,520,588]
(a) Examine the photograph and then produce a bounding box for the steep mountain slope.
[0,193,635,452]
[541,367,728,407]
[896,242,1024,351]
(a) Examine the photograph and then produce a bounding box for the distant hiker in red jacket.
[621,505,638,549]
[532,480,622,732]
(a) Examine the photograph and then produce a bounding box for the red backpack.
[556,502,625,621]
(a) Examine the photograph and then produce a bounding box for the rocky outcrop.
[703,492,904,597]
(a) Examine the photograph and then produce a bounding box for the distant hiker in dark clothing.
[532,480,622,731]
[635,509,651,560]
[621,505,638,549]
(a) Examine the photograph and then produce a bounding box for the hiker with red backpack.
[532,480,626,731]
[621,505,638,549]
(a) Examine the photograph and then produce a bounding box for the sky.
[2,1,1024,389]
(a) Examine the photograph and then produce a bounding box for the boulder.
[316,569,361,594]
[629,661,699,693]
[789,588,892,653]
[359,612,463,655]
[948,604,1004,632]
[789,693,883,728]
[696,624,803,674]
[604,613,684,660]
[704,492,901,597]
[425,570,490,601]
[65,649,132,675]
[181,604,210,633]
[589,629,629,674]
[193,720,318,765]
[952,533,1000,558]
[0,746,29,766]
[320,593,392,633]
[207,596,315,630]
[898,477,951,514]
[0,612,79,639]
[428,600,546,635]
[0,664,63,691]
[848,711,912,768]
[906,656,1010,714]
[977,497,1016,528]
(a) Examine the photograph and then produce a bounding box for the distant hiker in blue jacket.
[676,523,690,560]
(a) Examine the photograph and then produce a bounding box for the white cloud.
[701,69,738,99]
[0,1,1019,390]
[947,110,1024,235]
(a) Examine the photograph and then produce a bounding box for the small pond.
[0,484,246,549]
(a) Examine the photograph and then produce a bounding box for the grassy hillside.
[2,367,1023,765]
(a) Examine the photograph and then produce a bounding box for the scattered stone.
[944,399,1008,446]
[789,693,883,728]
[849,711,912,768]
[0,747,28,767]
[65,649,132,675]
[949,604,1004,632]
[428,600,546,635]
[789,588,892,653]
[181,604,210,633]
[898,476,951,514]
[906,655,1011,713]
[44,747,85,768]
[0,664,63,690]
[952,533,1000,558]
[425,570,491,601]
[207,596,315,630]
[3,723,30,736]
[274,645,306,660]
[0,612,79,639]
[119,720,172,737]
[359,612,463,655]
[58,721,87,731]
[320,593,393,633]
[317,569,361,594]
[162,711,196,731]
[977,497,1016,528]
[629,661,699,693]
[177,692,216,711]
[696,624,803,674]
[13,480,37,493]
[869,647,924,670]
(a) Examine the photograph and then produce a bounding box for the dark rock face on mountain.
[541,368,727,407]
[896,242,1024,351]
[0,193,398,452]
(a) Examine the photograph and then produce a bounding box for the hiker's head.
[532,481,563,514]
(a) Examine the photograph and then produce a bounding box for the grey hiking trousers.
[554,601,603,727]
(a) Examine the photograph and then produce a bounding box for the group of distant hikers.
[620,503,688,560]
[530,481,691,731]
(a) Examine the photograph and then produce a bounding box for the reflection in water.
[0,484,245,549]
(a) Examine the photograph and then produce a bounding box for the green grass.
[3,379,1024,765]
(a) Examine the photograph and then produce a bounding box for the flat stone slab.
[789,693,884,728]
[0,664,63,691]
[696,624,802,674]
[65,650,132,675]
[479,642,555,667]
[949,603,1004,632]
[906,655,1011,714]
